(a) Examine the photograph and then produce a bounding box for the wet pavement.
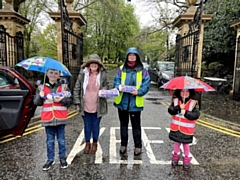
[0,81,240,180]
[201,92,240,125]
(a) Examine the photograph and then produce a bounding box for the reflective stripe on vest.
[41,85,68,121]
[114,66,144,107]
[170,98,197,135]
[171,119,195,128]
[42,106,67,111]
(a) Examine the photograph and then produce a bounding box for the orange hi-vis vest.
[41,84,68,121]
[170,98,197,135]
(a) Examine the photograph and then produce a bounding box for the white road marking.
[166,128,199,165]
[142,127,165,164]
[67,127,199,165]
[94,128,105,164]
[109,127,142,164]
[67,127,105,165]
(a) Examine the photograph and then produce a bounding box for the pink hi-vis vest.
[170,98,197,135]
[41,84,68,121]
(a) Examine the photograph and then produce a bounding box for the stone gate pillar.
[230,20,240,99]
[172,0,212,78]
[0,0,30,36]
[48,0,87,63]
[0,0,30,67]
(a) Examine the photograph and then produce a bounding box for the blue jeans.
[82,112,102,142]
[45,125,66,161]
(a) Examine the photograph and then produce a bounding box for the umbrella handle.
[42,71,47,91]
[183,90,186,104]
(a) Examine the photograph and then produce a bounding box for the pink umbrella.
[160,75,216,92]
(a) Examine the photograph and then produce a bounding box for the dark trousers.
[118,108,142,148]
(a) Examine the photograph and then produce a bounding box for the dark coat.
[73,66,109,118]
[33,79,73,127]
[168,97,200,143]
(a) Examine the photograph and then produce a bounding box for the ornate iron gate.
[0,25,24,68]
[233,36,240,100]
[174,0,204,109]
[174,0,204,78]
[60,0,83,91]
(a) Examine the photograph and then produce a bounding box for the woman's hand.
[130,89,138,96]
[76,104,80,111]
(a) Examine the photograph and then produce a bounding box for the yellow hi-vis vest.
[114,66,144,107]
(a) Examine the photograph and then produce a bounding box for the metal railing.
[0,25,24,68]
[60,0,83,91]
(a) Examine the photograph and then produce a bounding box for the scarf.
[83,67,100,95]
[127,61,137,69]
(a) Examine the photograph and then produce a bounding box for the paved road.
[1,83,240,180]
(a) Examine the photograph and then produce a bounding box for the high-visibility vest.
[170,98,197,135]
[114,66,144,107]
[41,84,68,121]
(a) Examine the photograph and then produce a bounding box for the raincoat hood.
[123,47,143,70]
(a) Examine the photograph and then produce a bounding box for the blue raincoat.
[113,47,150,112]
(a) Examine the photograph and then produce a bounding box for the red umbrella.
[160,75,215,92]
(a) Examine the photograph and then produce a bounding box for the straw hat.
[81,54,106,69]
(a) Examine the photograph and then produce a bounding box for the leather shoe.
[134,148,142,156]
[119,146,127,154]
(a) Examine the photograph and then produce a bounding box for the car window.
[0,70,20,89]
[142,63,149,69]
[150,61,158,70]
[158,63,174,71]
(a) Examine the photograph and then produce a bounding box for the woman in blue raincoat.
[113,47,150,156]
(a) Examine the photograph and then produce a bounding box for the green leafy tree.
[135,1,177,63]
[203,0,240,70]
[18,0,56,58]
[78,0,140,62]
[31,24,57,58]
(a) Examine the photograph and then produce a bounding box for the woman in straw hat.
[73,54,109,154]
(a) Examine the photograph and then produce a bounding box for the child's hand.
[39,91,44,98]
[180,104,185,109]
[181,109,186,115]
[54,96,64,102]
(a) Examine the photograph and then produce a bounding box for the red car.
[0,66,36,136]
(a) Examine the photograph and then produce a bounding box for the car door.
[0,67,36,136]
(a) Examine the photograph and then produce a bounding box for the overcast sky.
[129,0,156,27]
[129,0,177,28]
[128,0,178,42]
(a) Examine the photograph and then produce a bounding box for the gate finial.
[66,0,74,12]
[4,0,14,11]
[186,0,197,6]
